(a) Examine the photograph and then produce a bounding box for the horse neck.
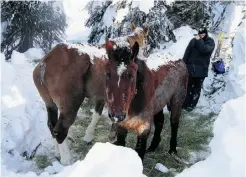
[128,60,155,116]
[127,35,144,47]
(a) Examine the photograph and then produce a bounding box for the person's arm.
[183,39,194,64]
[195,38,215,54]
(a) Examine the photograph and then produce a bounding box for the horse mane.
[129,59,146,115]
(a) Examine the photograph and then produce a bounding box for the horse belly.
[84,63,106,100]
[154,76,175,114]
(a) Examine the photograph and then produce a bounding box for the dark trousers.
[182,76,205,109]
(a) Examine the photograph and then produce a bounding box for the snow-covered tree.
[146,1,176,52]
[85,1,112,43]
[166,1,212,29]
[1,1,67,60]
[85,0,176,54]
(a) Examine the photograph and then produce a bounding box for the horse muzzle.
[108,110,126,122]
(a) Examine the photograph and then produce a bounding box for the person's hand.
[195,35,200,40]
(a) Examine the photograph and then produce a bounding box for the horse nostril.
[53,130,59,136]
[118,113,126,121]
[108,112,115,118]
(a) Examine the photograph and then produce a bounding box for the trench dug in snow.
[31,99,215,177]
[1,26,217,177]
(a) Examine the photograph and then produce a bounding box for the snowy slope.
[1,49,53,173]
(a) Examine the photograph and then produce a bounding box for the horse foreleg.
[58,137,73,165]
[147,111,164,152]
[83,100,105,143]
[46,104,60,157]
[54,112,76,165]
[135,127,150,160]
[113,124,128,147]
[46,104,58,137]
[168,97,182,154]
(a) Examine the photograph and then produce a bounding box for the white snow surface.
[117,62,127,76]
[1,51,53,173]
[1,142,146,177]
[131,0,154,14]
[155,163,169,173]
[66,43,107,64]
[63,0,91,41]
[102,5,116,27]
[144,26,197,70]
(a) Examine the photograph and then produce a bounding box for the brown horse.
[104,40,188,160]
[33,25,149,165]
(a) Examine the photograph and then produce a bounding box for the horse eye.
[106,72,111,80]
[126,73,132,79]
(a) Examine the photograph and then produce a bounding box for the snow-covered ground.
[1,2,245,177]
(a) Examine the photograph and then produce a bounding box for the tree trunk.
[18,31,33,53]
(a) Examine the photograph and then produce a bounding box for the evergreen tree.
[146,1,176,52]
[85,0,175,54]
[1,1,67,60]
[85,1,112,43]
[165,1,212,29]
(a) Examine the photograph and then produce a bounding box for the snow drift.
[1,49,53,173]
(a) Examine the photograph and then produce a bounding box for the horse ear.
[131,23,136,31]
[105,39,113,55]
[131,42,139,61]
[144,24,150,36]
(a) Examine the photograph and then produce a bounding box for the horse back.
[153,59,188,113]
[33,43,91,106]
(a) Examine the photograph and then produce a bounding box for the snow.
[1,143,146,177]
[131,0,154,14]
[24,48,44,62]
[218,3,245,34]
[155,163,169,173]
[144,26,197,70]
[114,7,129,23]
[226,20,245,98]
[1,50,53,173]
[62,0,91,41]
[177,20,245,177]
[117,62,127,76]
[111,36,130,48]
[66,43,107,64]
[69,142,146,177]
[102,4,116,27]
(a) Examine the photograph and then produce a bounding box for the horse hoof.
[146,147,156,153]
[83,134,93,143]
[86,141,93,146]
[168,149,177,154]
[60,157,74,165]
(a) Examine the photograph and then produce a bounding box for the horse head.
[128,23,149,57]
[104,39,139,122]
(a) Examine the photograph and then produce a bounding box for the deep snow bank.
[177,20,245,177]
[1,49,53,173]
[1,143,146,177]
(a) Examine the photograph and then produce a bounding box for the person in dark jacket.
[182,27,215,111]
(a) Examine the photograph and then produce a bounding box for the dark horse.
[33,25,149,164]
[104,40,188,160]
